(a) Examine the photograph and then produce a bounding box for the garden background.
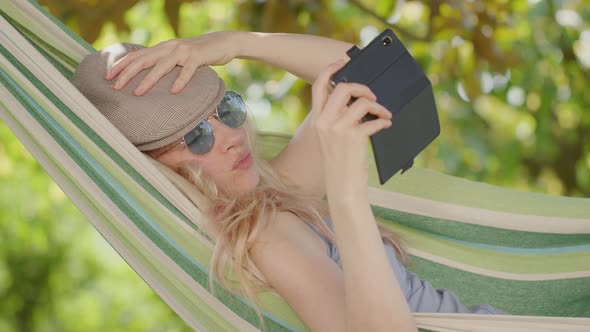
[1,0,589,331]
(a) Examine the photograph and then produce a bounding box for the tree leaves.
[38,0,590,196]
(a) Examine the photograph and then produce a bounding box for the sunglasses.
[154,91,247,157]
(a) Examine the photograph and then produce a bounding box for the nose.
[211,118,244,152]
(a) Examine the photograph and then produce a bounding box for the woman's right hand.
[310,61,392,202]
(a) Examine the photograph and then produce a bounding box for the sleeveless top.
[308,218,507,315]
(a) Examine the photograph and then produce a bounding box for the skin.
[149,111,260,197]
[107,31,417,332]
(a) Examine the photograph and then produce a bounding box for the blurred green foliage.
[38,0,590,196]
[1,0,589,331]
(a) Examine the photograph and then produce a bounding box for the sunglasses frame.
[151,91,246,158]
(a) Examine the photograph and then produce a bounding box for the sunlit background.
[1,0,589,330]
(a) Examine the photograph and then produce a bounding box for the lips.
[233,151,251,170]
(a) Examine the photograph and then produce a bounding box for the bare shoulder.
[249,211,347,331]
[252,211,327,255]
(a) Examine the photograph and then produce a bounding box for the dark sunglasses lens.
[184,120,214,155]
[217,91,247,128]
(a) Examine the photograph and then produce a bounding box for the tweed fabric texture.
[71,42,226,151]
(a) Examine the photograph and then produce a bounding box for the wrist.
[328,194,373,223]
[232,30,257,59]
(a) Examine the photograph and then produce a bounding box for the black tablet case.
[331,29,440,184]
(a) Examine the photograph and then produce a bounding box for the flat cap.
[71,42,225,151]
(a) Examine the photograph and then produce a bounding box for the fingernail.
[134,86,146,95]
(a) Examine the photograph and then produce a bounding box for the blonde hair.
[152,114,410,330]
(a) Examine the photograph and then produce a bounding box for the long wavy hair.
[150,113,410,330]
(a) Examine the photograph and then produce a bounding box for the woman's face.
[154,116,260,197]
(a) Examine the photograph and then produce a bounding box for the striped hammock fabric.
[1,1,589,331]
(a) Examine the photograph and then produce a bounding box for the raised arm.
[251,62,417,332]
[234,32,353,83]
[312,62,416,331]
[106,31,353,93]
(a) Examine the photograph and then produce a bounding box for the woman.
[71,31,504,332]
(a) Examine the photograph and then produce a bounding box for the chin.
[244,170,261,192]
[231,169,261,197]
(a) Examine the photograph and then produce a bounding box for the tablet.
[330,29,440,185]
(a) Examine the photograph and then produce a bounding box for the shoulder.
[249,211,347,331]
[251,211,327,259]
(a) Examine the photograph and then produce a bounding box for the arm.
[329,198,416,331]
[250,50,415,330]
[232,32,354,198]
[107,31,353,92]
[251,211,416,332]
[256,62,416,332]
[234,32,353,83]
[312,62,416,331]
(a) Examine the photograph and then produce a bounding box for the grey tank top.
[308,218,507,315]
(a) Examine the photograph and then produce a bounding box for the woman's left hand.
[106,31,241,95]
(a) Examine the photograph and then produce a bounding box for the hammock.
[1,1,589,331]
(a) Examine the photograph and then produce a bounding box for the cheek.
[193,156,260,194]
[197,159,226,182]
[203,162,260,193]
[196,158,239,183]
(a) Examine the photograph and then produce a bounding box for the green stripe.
[26,0,94,53]
[0,10,76,75]
[0,69,281,331]
[0,38,210,242]
[373,206,590,248]
[385,221,590,274]
[410,256,590,317]
[0,92,238,331]
[0,46,302,331]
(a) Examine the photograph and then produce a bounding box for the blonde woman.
[71,31,504,332]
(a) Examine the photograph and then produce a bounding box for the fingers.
[358,116,392,137]
[105,51,137,80]
[110,52,160,90]
[133,57,178,95]
[321,82,376,121]
[345,98,392,136]
[311,59,347,114]
[344,97,391,123]
[109,51,191,95]
[312,64,388,139]
[171,61,199,94]
[332,97,392,137]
